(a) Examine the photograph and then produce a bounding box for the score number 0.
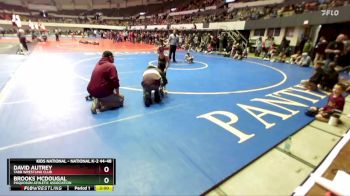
[104,166,110,184]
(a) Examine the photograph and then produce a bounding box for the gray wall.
[244,5,350,30]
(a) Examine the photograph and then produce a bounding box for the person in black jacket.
[321,62,339,91]
[314,36,328,65]
[301,61,325,90]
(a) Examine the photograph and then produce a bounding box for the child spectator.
[297,52,312,67]
[233,42,244,60]
[207,43,214,53]
[255,37,262,57]
[287,51,302,64]
[306,83,345,122]
[265,43,277,61]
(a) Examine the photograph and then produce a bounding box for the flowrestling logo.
[321,9,340,16]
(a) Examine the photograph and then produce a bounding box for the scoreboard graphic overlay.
[7,158,116,191]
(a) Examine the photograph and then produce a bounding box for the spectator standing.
[314,36,328,64]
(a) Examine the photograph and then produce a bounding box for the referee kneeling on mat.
[87,51,124,114]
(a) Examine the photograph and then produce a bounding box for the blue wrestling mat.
[0,51,329,195]
[0,55,26,91]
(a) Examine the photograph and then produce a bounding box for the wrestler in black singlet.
[158,55,167,72]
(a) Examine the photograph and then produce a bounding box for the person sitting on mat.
[301,61,325,91]
[297,52,312,67]
[233,42,244,60]
[141,65,167,107]
[87,51,124,114]
[287,50,302,64]
[320,62,339,91]
[306,83,345,122]
[184,52,194,63]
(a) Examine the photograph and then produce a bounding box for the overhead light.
[171,8,177,12]
[139,12,146,15]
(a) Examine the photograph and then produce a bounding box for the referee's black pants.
[169,45,177,62]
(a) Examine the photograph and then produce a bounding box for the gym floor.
[0,37,349,195]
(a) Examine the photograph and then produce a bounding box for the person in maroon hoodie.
[87,51,124,114]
